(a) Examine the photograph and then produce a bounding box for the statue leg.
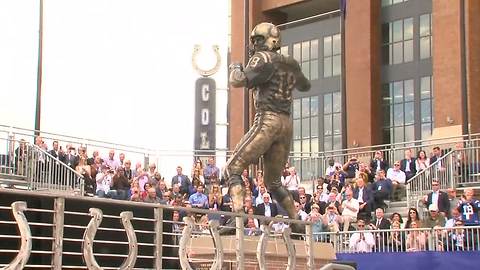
[221,113,278,234]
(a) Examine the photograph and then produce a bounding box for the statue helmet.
[250,22,281,51]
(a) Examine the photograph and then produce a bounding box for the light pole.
[34,0,44,137]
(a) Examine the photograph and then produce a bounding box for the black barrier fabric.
[337,251,480,270]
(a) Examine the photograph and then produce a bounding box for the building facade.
[229,0,480,175]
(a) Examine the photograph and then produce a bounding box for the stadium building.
[229,0,480,165]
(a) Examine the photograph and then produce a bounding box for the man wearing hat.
[424,204,446,228]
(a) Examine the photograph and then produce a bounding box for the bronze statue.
[225,22,311,231]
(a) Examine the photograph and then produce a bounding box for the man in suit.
[423,179,450,217]
[63,144,79,170]
[370,207,391,252]
[400,149,416,181]
[255,193,278,223]
[369,151,389,175]
[171,166,192,196]
[353,177,373,222]
[48,141,64,160]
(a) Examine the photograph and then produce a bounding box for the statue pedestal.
[187,235,336,269]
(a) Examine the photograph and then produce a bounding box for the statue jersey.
[243,51,309,115]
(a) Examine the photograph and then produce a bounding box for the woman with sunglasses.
[405,208,423,229]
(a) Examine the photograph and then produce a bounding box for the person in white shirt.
[282,167,300,199]
[349,219,375,252]
[295,201,309,221]
[325,158,343,177]
[387,161,407,201]
[340,189,359,231]
[96,166,114,198]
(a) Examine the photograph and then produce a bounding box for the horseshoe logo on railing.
[178,217,224,270]
[1,201,32,270]
[192,44,222,77]
[178,216,195,270]
[257,220,296,270]
[82,208,138,270]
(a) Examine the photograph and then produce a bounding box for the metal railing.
[0,137,85,194]
[0,188,322,270]
[406,150,456,211]
[313,225,480,253]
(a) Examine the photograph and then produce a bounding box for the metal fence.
[0,188,319,269]
[2,124,480,196]
[313,225,480,254]
[0,137,85,194]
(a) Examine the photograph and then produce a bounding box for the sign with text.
[194,77,216,154]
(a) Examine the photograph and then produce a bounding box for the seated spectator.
[96,166,114,198]
[103,149,120,171]
[370,208,391,252]
[252,170,264,198]
[358,163,373,184]
[325,158,343,178]
[423,179,450,217]
[111,167,129,200]
[446,220,467,251]
[204,156,220,189]
[308,204,326,242]
[405,208,422,229]
[299,192,312,214]
[144,187,163,204]
[255,193,279,224]
[208,184,223,210]
[130,186,142,202]
[457,188,480,226]
[342,156,359,182]
[243,196,254,213]
[147,163,157,178]
[353,177,373,223]
[295,201,308,221]
[191,167,204,191]
[272,215,290,233]
[241,169,254,193]
[254,185,268,206]
[282,167,300,201]
[445,208,461,228]
[315,184,329,203]
[424,204,446,228]
[349,219,375,253]
[244,217,260,236]
[370,151,389,175]
[118,153,126,167]
[371,169,392,210]
[188,184,208,209]
[327,169,346,191]
[141,182,153,200]
[123,160,134,181]
[415,150,430,173]
[321,203,342,233]
[400,149,416,181]
[298,186,312,203]
[196,214,210,234]
[387,161,406,201]
[389,221,406,252]
[172,166,192,196]
[406,221,427,251]
[156,180,168,198]
[389,212,404,228]
[340,189,359,231]
[135,168,150,193]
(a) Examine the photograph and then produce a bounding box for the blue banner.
[336,251,480,270]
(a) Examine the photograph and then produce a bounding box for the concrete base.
[187,235,336,269]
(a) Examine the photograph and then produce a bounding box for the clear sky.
[0,0,230,180]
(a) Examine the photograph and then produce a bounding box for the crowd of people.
[11,137,480,253]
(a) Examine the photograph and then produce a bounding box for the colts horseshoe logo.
[192,44,222,77]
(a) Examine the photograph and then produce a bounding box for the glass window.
[383,17,414,65]
[293,119,301,140]
[324,36,332,56]
[324,93,332,114]
[310,96,318,116]
[420,13,432,59]
[323,92,343,152]
[311,59,319,80]
[324,115,332,136]
[302,41,310,61]
[293,99,301,119]
[333,92,342,112]
[323,57,332,77]
[311,116,318,137]
[383,77,434,144]
[293,43,301,62]
[311,39,318,59]
[383,0,407,7]
[280,45,289,56]
[324,34,341,78]
[291,96,322,163]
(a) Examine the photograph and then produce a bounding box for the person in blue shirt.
[457,188,480,225]
[371,169,392,210]
[189,184,209,209]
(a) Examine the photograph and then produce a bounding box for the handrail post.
[51,197,65,269]
[235,216,244,270]
[305,223,314,270]
[154,207,163,270]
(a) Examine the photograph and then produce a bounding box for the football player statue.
[224,22,311,233]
